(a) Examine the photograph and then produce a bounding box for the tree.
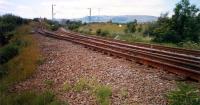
[172,0,200,42]
[137,24,142,32]
[125,19,137,33]
[150,0,200,43]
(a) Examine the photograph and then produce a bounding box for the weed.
[73,78,90,92]
[120,88,128,98]
[167,82,200,105]
[95,85,112,105]
[62,81,71,92]
[44,79,54,87]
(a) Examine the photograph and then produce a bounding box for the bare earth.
[13,34,177,105]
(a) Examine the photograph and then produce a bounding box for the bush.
[96,29,102,35]
[0,43,19,64]
[167,82,200,105]
[96,29,109,37]
[95,86,112,105]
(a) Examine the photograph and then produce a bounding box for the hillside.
[78,15,158,23]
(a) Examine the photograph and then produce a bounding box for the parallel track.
[62,31,200,57]
[38,29,200,81]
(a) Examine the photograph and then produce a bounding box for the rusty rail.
[38,29,200,81]
[60,31,200,57]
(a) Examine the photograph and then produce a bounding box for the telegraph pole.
[88,8,91,23]
[52,4,56,21]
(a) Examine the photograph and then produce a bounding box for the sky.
[0,0,200,19]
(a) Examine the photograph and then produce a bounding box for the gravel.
[13,33,177,105]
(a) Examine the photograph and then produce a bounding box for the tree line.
[126,0,200,44]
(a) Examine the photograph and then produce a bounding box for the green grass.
[0,25,40,92]
[79,23,126,35]
[95,86,112,105]
[167,82,200,105]
[0,24,68,105]
[73,78,91,92]
[65,78,112,105]
[44,79,54,87]
[0,91,68,105]
[62,81,71,92]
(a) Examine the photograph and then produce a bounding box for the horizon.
[0,0,200,19]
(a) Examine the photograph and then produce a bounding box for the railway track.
[60,30,200,57]
[37,29,200,81]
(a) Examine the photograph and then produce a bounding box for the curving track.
[37,29,200,81]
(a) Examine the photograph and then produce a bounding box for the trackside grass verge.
[0,25,68,105]
[167,82,200,105]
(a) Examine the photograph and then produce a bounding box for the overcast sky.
[0,0,200,19]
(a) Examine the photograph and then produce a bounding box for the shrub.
[167,82,200,105]
[96,29,109,37]
[96,29,102,35]
[1,34,40,86]
[95,86,112,105]
[0,43,19,64]
[100,30,109,37]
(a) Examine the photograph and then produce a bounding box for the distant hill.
[78,15,158,23]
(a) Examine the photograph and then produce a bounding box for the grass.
[0,24,68,105]
[95,86,112,105]
[44,79,54,87]
[0,25,40,91]
[115,33,152,43]
[167,82,200,105]
[78,23,200,50]
[0,91,68,105]
[79,23,126,35]
[62,81,71,92]
[72,78,112,105]
[73,78,91,92]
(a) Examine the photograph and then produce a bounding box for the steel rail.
[58,31,200,63]
[38,30,200,81]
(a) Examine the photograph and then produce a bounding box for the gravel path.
[14,34,177,105]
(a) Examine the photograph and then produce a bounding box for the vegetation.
[146,0,200,44]
[0,91,67,105]
[125,19,137,33]
[79,23,126,35]
[62,78,112,105]
[0,14,28,46]
[0,15,66,105]
[167,82,200,105]
[96,29,109,37]
[73,78,90,92]
[95,86,112,105]
[76,0,200,50]
[65,20,82,31]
